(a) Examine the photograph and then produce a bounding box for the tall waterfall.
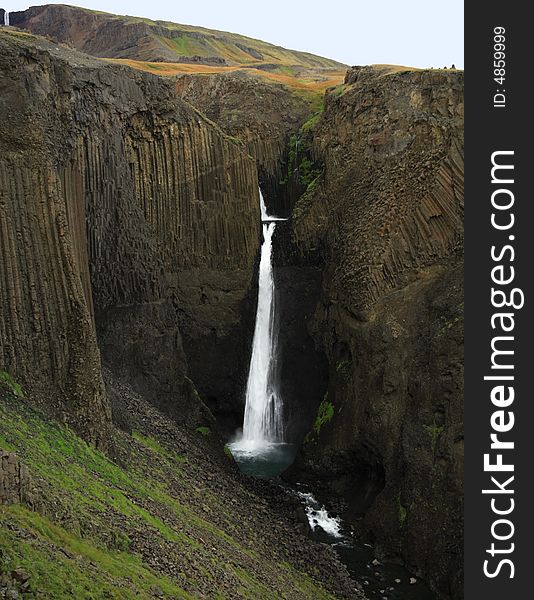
[233,189,284,449]
[242,219,282,443]
[228,190,299,477]
[3,11,9,26]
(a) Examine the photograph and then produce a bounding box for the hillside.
[8,4,347,92]
[0,374,360,599]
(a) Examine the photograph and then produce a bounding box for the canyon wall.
[286,66,464,599]
[176,71,312,215]
[0,30,259,439]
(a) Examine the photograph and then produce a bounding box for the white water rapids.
[297,491,344,538]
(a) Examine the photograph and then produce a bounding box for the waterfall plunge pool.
[226,440,297,479]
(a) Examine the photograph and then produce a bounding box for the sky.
[3,1,464,68]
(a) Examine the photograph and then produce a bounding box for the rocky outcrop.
[0,451,32,506]
[0,30,259,440]
[285,66,464,599]
[0,33,110,445]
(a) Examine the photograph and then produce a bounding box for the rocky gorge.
[1,6,463,600]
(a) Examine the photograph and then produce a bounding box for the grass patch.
[313,394,334,435]
[0,370,24,397]
[0,394,339,599]
[133,430,167,454]
[195,426,211,437]
[300,106,323,133]
[304,394,334,444]
[0,505,192,599]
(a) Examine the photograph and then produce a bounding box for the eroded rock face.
[287,66,464,599]
[0,31,259,439]
[176,71,312,214]
[0,451,32,506]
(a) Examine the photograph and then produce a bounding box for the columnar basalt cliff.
[176,72,312,198]
[286,66,464,599]
[0,30,259,439]
[1,16,464,597]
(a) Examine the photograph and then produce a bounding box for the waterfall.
[3,11,9,26]
[230,188,285,452]
[242,219,282,444]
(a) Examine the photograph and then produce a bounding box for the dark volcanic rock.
[175,70,312,207]
[0,30,259,441]
[286,65,464,600]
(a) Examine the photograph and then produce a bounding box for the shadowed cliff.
[0,29,260,443]
[285,65,464,599]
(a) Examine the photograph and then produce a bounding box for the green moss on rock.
[423,424,444,454]
[0,370,24,398]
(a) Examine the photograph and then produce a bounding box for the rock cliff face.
[1,23,464,596]
[0,30,259,441]
[176,71,312,203]
[285,66,464,599]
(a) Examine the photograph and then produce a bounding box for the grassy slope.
[17,5,346,103]
[49,4,346,69]
[105,57,345,98]
[0,387,339,599]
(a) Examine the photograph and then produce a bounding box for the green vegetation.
[195,426,211,437]
[132,430,167,454]
[304,394,335,445]
[313,395,334,435]
[0,505,191,599]
[0,370,24,397]
[0,390,339,598]
[300,106,324,133]
[161,34,207,57]
[423,423,444,454]
[304,393,335,444]
[330,84,346,98]
[397,493,408,527]
[282,134,322,190]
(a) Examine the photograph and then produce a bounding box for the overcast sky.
[3,1,464,68]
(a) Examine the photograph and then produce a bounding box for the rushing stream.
[229,188,435,599]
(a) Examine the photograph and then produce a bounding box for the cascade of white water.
[260,189,269,221]
[230,188,285,450]
[259,188,285,222]
[241,220,282,444]
[4,11,9,26]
